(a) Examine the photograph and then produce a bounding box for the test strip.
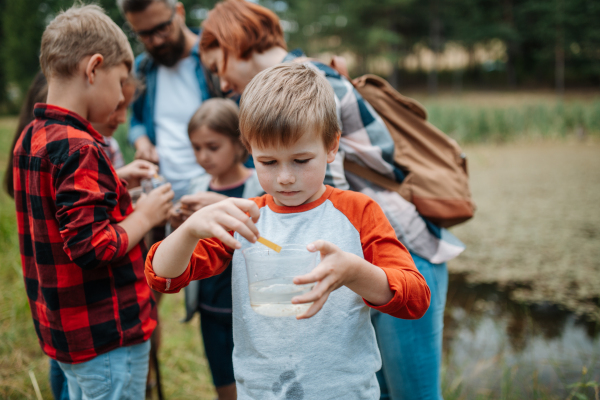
[257,237,282,253]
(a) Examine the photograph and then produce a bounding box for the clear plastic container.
[141,174,167,194]
[242,244,318,317]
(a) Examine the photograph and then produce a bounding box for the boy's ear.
[85,54,104,85]
[326,132,341,163]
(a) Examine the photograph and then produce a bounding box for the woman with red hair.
[199,1,462,399]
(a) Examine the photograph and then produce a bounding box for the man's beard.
[148,27,186,67]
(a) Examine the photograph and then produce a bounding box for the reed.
[423,100,600,143]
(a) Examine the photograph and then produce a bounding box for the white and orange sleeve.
[329,189,431,319]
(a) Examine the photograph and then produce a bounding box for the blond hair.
[239,63,339,150]
[40,4,133,79]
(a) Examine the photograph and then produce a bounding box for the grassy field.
[414,91,600,144]
[1,92,599,399]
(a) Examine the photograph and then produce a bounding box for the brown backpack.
[330,57,475,228]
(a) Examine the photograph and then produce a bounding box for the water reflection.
[443,274,600,398]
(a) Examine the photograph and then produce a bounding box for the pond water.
[443,274,600,399]
[439,142,600,398]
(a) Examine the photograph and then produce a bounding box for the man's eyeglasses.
[134,10,176,43]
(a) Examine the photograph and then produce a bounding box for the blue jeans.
[58,340,150,400]
[50,358,69,400]
[371,252,448,400]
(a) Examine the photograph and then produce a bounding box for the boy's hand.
[116,159,157,187]
[180,192,228,212]
[181,198,260,249]
[292,241,360,320]
[135,183,174,228]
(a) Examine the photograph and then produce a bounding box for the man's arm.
[129,56,159,162]
[129,100,158,163]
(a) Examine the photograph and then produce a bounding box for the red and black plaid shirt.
[13,104,156,364]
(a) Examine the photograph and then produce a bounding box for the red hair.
[200,0,286,70]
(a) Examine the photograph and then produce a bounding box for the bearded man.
[120,0,217,199]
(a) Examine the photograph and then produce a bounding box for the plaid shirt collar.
[33,103,107,147]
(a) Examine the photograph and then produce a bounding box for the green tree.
[0,0,7,111]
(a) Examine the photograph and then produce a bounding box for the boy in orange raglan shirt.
[13,5,173,398]
[145,63,430,399]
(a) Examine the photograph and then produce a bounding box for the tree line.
[1,0,599,112]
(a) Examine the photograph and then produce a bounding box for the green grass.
[412,92,600,143]
[0,117,53,398]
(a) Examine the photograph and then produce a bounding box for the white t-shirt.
[154,56,204,199]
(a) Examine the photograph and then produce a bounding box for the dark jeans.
[49,358,69,400]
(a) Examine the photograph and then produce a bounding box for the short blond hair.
[40,5,133,79]
[239,63,339,150]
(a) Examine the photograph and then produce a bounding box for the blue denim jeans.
[371,252,448,400]
[50,358,69,400]
[58,340,150,400]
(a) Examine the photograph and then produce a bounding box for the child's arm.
[151,197,261,279]
[55,144,172,268]
[292,241,394,319]
[118,184,174,253]
[292,199,431,320]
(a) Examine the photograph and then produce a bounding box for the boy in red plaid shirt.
[12,5,174,398]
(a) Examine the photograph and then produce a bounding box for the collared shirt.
[283,50,465,263]
[129,38,213,146]
[13,104,157,364]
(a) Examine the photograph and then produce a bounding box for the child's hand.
[168,202,194,229]
[135,183,174,228]
[117,160,157,187]
[291,241,360,320]
[180,192,228,212]
[134,136,159,164]
[181,197,260,249]
[168,204,184,229]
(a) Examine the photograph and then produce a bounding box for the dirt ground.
[448,139,600,321]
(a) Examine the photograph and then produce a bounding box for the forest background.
[1,0,600,112]
[1,0,600,398]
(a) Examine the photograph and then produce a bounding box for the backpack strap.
[344,159,402,193]
[330,56,350,80]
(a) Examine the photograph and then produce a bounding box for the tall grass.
[423,100,600,143]
[0,118,53,398]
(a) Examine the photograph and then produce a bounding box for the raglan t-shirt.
[146,186,430,399]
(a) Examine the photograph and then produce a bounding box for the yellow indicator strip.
[257,237,282,253]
